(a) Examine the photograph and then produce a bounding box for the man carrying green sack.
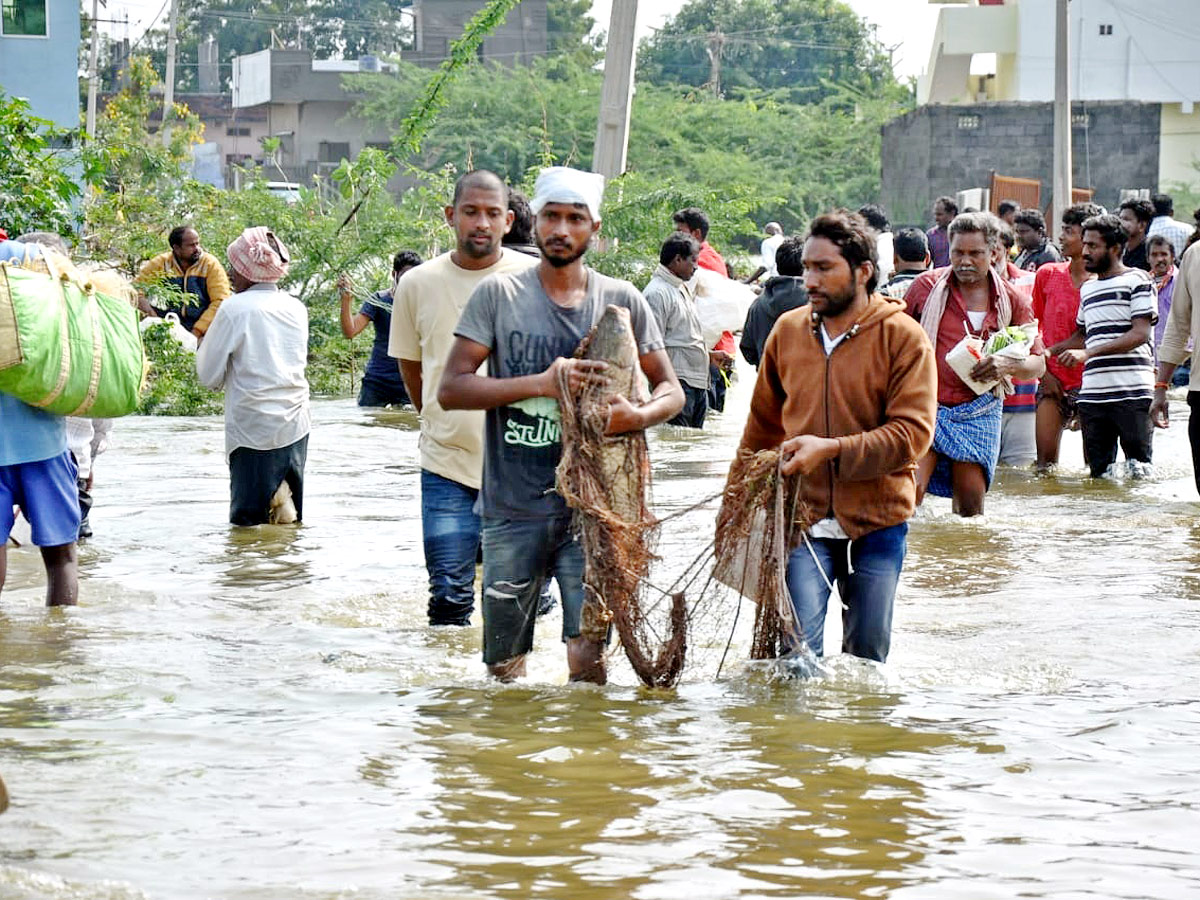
[0,238,79,606]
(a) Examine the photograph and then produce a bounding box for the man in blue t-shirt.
[0,240,81,605]
[339,251,422,407]
[438,166,683,684]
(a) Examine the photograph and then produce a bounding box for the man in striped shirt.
[1047,214,1157,477]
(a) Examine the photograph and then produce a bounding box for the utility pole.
[161,0,180,146]
[705,30,725,97]
[85,0,102,139]
[1051,0,1072,231]
[592,0,638,184]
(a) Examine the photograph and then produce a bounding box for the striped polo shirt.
[1076,269,1157,404]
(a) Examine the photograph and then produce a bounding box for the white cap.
[530,166,606,222]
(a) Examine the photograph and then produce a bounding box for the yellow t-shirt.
[389,248,537,489]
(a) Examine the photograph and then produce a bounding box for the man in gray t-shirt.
[438,166,684,685]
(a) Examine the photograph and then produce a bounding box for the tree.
[637,0,898,104]
[0,94,80,236]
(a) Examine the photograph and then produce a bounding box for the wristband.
[1155,382,1169,390]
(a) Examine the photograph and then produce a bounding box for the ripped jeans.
[480,515,586,665]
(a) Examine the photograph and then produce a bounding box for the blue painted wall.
[0,0,81,128]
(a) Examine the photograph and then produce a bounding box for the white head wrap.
[530,166,606,222]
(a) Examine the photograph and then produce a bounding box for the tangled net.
[555,310,688,689]
[713,449,808,660]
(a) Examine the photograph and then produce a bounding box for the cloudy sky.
[100,0,943,80]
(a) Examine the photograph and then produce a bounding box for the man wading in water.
[438,166,682,683]
[388,170,537,627]
[904,213,1046,516]
[733,210,936,662]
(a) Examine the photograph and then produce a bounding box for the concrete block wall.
[881,102,1161,228]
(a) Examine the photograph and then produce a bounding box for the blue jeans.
[784,521,908,663]
[480,515,586,665]
[420,470,480,626]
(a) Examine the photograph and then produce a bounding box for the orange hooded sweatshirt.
[734,292,938,540]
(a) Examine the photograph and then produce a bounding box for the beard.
[813,284,856,318]
[458,234,500,259]
[535,232,589,268]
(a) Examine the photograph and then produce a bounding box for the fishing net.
[713,449,807,660]
[555,311,688,689]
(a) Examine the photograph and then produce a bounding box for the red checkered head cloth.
[227,226,290,283]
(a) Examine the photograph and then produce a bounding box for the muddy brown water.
[3,366,1200,899]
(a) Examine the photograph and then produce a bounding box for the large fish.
[555,305,688,688]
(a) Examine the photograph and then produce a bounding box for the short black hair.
[775,235,804,276]
[857,204,889,232]
[672,207,710,239]
[948,211,1001,249]
[168,225,195,248]
[998,221,1016,250]
[1013,208,1046,234]
[505,189,533,246]
[1082,213,1128,248]
[659,232,699,267]
[934,196,959,215]
[893,227,928,263]
[997,199,1020,216]
[1062,202,1105,227]
[392,250,422,274]
[806,210,879,294]
[452,169,508,207]
[1118,198,1154,225]
[1147,234,1175,257]
[1151,193,1174,218]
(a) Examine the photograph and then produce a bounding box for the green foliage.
[0,93,81,236]
[354,55,909,250]
[106,0,413,94]
[138,323,223,416]
[547,0,600,62]
[638,0,899,104]
[393,0,524,157]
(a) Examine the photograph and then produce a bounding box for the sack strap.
[68,285,104,416]
[32,271,72,410]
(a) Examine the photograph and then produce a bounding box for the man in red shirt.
[904,213,1046,516]
[672,207,726,275]
[1033,203,1102,469]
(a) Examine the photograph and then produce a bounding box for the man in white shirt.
[196,227,310,526]
[389,170,537,626]
[744,222,784,284]
[1148,193,1194,261]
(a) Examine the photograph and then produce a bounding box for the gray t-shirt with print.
[454,266,665,520]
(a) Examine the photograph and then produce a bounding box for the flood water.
[3,365,1200,899]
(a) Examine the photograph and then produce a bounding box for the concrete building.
[231,49,398,187]
[408,0,547,67]
[884,0,1200,225]
[0,0,80,128]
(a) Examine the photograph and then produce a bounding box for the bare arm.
[605,348,685,435]
[1056,318,1151,368]
[1047,326,1087,358]
[437,336,608,412]
[399,359,423,413]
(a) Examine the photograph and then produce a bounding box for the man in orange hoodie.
[734,210,938,663]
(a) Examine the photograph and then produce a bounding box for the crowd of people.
[4,170,1200,685]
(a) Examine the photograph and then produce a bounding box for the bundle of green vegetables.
[983,325,1031,356]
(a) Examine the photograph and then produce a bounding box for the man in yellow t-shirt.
[389,171,536,626]
[136,225,232,338]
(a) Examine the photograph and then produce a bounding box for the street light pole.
[1051,0,1072,230]
[593,0,638,184]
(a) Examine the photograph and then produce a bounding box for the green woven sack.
[0,262,146,417]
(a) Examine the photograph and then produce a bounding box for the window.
[957,114,981,131]
[226,126,251,137]
[1,0,47,36]
[318,141,351,163]
[1099,24,1113,36]
[1072,113,1091,128]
